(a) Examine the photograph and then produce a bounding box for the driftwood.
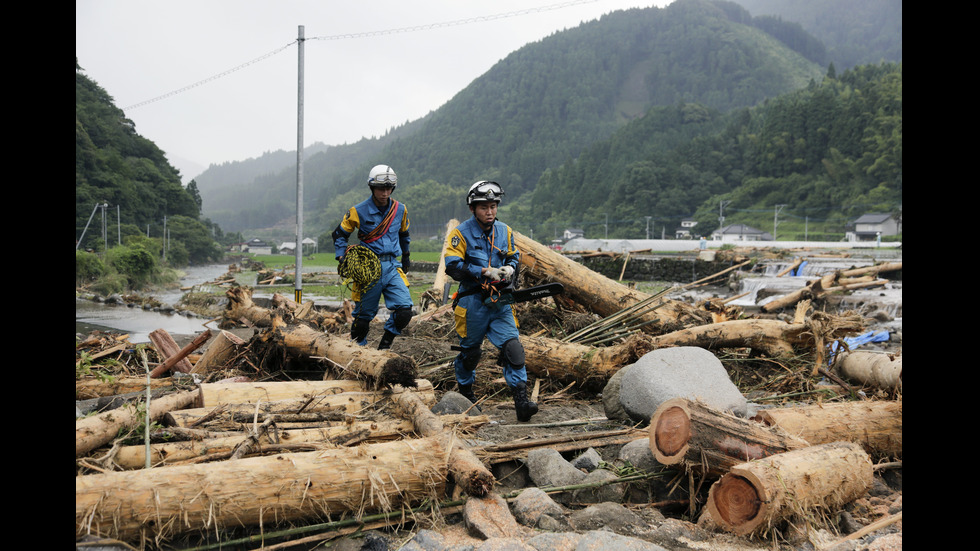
[393,389,496,497]
[147,329,195,375]
[513,231,712,332]
[834,350,902,391]
[275,323,418,388]
[112,413,488,469]
[197,379,400,406]
[474,427,646,464]
[222,286,273,327]
[520,333,650,382]
[76,436,450,543]
[761,267,889,313]
[75,389,201,457]
[150,329,211,378]
[191,330,245,374]
[76,377,176,400]
[706,442,873,536]
[752,400,902,459]
[648,398,809,475]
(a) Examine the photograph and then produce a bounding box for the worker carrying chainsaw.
[444,180,542,422]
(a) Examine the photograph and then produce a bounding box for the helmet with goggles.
[466,180,504,205]
[368,165,397,189]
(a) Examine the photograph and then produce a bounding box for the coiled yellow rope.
[338,244,382,293]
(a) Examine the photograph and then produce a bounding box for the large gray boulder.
[619,347,746,423]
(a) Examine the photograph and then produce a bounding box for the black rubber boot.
[457,383,481,412]
[511,382,538,422]
[377,330,397,350]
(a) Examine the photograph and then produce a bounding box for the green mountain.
[196,0,829,236]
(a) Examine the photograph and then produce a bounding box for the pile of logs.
[76,231,902,547]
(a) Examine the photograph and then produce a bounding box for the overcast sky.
[76,0,674,182]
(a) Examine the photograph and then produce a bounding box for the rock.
[525,449,586,504]
[570,448,602,472]
[525,532,582,551]
[568,502,647,536]
[619,347,747,423]
[602,365,632,421]
[472,538,535,550]
[492,460,530,493]
[432,391,481,415]
[464,493,526,540]
[511,487,569,531]
[617,438,659,473]
[400,529,447,551]
[572,469,625,504]
[572,530,668,551]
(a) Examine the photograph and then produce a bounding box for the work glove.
[402,254,411,273]
[500,265,515,279]
[485,267,505,281]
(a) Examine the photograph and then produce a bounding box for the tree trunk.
[520,334,647,382]
[76,389,201,457]
[512,231,710,331]
[761,274,887,313]
[277,323,418,388]
[147,329,195,375]
[191,330,245,374]
[222,286,273,327]
[166,382,436,427]
[648,398,809,475]
[752,400,902,459]
[150,329,211,378]
[706,442,873,536]
[835,350,902,391]
[76,437,449,544]
[839,262,902,278]
[197,379,414,406]
[648,319,806,358]
[393,389,496,497]
[76,377,175,400]
[112,414,488,469]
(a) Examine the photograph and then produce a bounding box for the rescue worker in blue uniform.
[332,164,413,350]
[444,180,538,422]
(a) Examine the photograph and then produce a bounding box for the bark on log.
[839,262,902,278]
[648,319,805,358]
[76,389,201,457]
[835,351,902,391]
[112,414,489,469]
[649,398,809,475]
[706,442,873,536]
[167,382,436,427]
[222,286,273,327]
[191,330,245,374]
[76,437,449,543]
[513,231,711,331]
[276,323,418,388]
[520,334,648,382]
[147,329,195,375]
[197,379,414,406]
[752,400,902,459]
[761,275,887,313]
[150,329,211,378]
[76,377,175,400]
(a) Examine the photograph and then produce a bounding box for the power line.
[121,0,598,112]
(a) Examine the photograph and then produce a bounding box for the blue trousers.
[452,293,527,388]
[352,258,412,345]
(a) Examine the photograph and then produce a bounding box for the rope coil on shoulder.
[338,244,382,292]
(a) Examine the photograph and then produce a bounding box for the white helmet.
[368,164,397,189]
[467,180,504,205]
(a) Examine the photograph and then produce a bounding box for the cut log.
[149,329,211,378]
[191,330,245,374]
[276,323,418,388]
[147,329,195,375]
[839,262,902,278]
[76,437,449,543]
[513,231,711,332]
[520,334,648,382]
[197,379,419,406]
[392,389,496,497]
[112,414,489,469]
[752,400,902,459]
[167,382,436,427]
[835,350,902,391]
[648,398,809,475]
[76,389,200,457]
[222,286,274,327]
[76,377,175,400]
[706,442,873,536]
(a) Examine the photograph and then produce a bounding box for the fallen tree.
[705,441,873,537]
[76,437,450,544]
[834,350,902,391]
[76,389,201,457]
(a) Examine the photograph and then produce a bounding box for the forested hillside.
[75,59,225,266]
[513,62,901,241]
[197,0,827,236]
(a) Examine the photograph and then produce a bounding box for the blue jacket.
[444,217,520,293]
[334,197,410,259]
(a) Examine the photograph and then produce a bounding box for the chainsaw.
[483,282,564,306]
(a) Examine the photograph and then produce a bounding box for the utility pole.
[718,200,731,228]
[603,213,608,239]
[294,25,306,304]
[645,216,651,240]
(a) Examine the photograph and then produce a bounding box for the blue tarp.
[828,330,890,364]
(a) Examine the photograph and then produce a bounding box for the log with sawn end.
[648,398,810,476]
